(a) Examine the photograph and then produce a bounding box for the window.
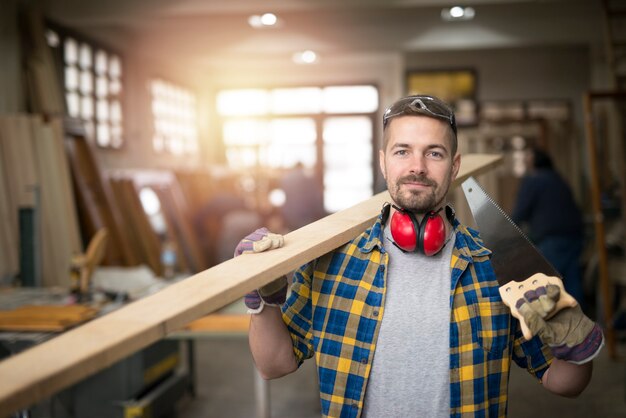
[217,85,378,212]
[149,79,199,155]
[47,28,124,148]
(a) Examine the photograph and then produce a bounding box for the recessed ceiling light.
[292,50,318,65]
[260,13,277,26]
[248,12,281,28]
[441,6,475,21]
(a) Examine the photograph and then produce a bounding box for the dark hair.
[382,95,458,156]
[531,147,553,169]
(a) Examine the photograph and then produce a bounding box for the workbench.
[0,279,187,418]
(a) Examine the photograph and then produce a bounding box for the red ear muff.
[389,206,447,256]
[390,210,418,252]
[421,212,446,256]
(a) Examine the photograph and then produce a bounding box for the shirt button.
[373,310,379,317]
[360,358,368,364]
[379,265,385,272]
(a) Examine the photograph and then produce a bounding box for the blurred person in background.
[512,146,586,308]
[279,162,325,231]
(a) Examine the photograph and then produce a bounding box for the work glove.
[234,227,288,314]
[516,284,604,364]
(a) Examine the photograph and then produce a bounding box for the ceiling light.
[441,6,475,21]
[292,50,318,65]
[260,13,277,26]
[248,12,281,28]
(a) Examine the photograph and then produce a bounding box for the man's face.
[379,115,460,213]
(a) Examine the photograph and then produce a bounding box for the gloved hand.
[516,284,604,364]
[234,227,284,256]
[234,228,288,314]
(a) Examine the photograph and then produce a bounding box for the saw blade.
[461,177,561,285]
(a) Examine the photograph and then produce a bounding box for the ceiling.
[41,0,605,69]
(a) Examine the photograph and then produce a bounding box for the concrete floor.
[176,336,626,418]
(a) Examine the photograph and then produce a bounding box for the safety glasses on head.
[382,95,457,135]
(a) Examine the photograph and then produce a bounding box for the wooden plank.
[107,177,144,267]
[65,125,135,265]
[23,8,64,114]
[0,154,502,415]
[180,314,250,334]
[154,183,208,272]
[0,115,39,285]
[113,178,163,275]
[31,116,84,287]
[0,120,19,280]
[0,305,98,332]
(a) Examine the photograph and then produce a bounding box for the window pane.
[97,123,110,146]
[64,38,78,64]
[271,87,322,114]
[80,70,93,94]
[150,78,198,155]
[265,118,317,168]
[226,148,257,169]
[223,119,268,146]
[110,101,122,122]
[95,50,108,75]
[323,116,373,212]
[323,85,378,113]
[96,76,108,97]
[81,96,93,119]
[109,55,121,78]
[65,66,78,91]
[97,99,109,121]
[217,89,269,116]
[79,43,92,69]
[66,92,80,117]
[323,188,373,213]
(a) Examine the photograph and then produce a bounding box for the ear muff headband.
[389,205,448,256]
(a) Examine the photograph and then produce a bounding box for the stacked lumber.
[0,115,81,287]
[0,147,17,282]
[0,115,34,282]
[0,305,98,332]
[64,119,137,267]
[108,176,162,276]
[109,170,210,277]
[32,117,82,287]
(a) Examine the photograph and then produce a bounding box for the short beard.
[389,174,443,213]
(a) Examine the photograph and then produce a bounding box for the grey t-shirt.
[362,223,454,418]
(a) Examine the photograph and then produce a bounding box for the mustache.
[398,174,436,187]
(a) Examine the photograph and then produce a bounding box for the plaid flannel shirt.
[281,213,553,418]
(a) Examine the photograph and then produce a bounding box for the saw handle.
[499,273,578,340]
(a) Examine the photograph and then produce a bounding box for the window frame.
[216,83,380,213]
[148,77,200,156]
[46,21,126,150]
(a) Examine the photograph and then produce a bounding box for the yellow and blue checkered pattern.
[282,214,553,418]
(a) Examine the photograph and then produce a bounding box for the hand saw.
[461,176,577,340]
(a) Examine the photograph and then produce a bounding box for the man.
[237,95,604,417]
[512,147,585,305]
